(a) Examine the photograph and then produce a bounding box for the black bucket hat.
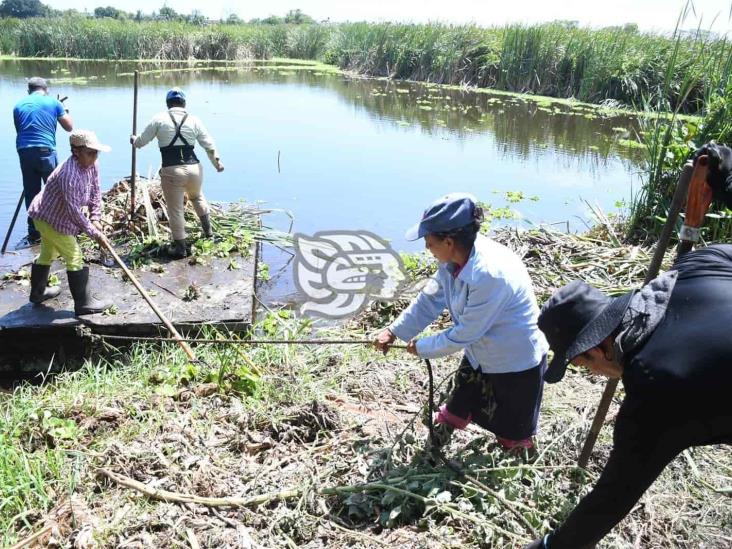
[538,280,635,383]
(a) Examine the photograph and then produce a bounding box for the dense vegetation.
[1,17,730,116]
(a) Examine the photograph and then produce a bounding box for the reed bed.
[493,225,663,300]
[1,17,730,114]
[624,20,732,241]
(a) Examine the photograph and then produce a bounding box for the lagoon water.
[0,59,642,302]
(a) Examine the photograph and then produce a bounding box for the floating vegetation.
[617,138,646,150]
[47,77,90,84]
[89,177,290,269]
[117,66,241,77]
[504,191,539,203]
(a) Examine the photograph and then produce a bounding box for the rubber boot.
[199,214,213,238]
[67,267,110,316]
[29,263,61,304]
[168,239,188,259]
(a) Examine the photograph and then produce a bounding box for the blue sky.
[45,0,732,34]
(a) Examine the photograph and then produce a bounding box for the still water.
[0,59,642,301]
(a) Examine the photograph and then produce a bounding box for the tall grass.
[626,4,732,241]
[1,16,731,114]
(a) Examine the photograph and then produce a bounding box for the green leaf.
[44,417,78,440]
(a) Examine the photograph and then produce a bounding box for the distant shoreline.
[0,18,722,116]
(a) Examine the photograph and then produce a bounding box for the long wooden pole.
[1,191,24,255]
[130,70,139,220]
[577,162,694,468]
[99,235,196,361]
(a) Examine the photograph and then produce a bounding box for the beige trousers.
[159,163,208,240]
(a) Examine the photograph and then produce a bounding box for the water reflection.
[0,58,641,164]
[0,58,642,256]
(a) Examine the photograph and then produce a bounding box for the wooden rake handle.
[99,235,197,362]
[578,163,696,468]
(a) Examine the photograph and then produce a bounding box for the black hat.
[538,280,635,383]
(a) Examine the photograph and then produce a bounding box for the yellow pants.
[35,219,83,271]
[159,163,208,241]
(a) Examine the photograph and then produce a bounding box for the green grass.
[1,16,730,114]
[2,230,730,546]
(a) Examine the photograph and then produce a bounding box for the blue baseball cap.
[405,192,478,241]
[166,88,186,102]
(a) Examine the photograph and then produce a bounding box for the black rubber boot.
[29,263,61,304]
[67,267,109,315]
[199,214,213,238]
[168,239,188,259]
[27,230,41,244]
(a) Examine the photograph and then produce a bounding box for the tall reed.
[626,3,732,241]
[1,16,730,115]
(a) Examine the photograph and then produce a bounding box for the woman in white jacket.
[375,193,548,450]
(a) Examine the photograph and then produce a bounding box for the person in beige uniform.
[131,88,224,258]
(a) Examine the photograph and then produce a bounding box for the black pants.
[445,355,546,440]
[18,147,57,235]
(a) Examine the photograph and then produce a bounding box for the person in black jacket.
[525,237,732,545]
[694,141,732,207]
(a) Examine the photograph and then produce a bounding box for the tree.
[94,6,127,19]
[157,5,178,21]
[225,13,242,25]
[186,9,205,25]
[255,15,283,25]
[0,0,49,18]
[284,9,314,24]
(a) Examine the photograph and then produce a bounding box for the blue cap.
[405,192,478,241]
[166,88,186,102]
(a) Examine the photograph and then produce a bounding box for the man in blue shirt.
[13,76,73,242]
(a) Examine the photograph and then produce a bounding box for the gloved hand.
[523,534,551,549]
[215,158,225,173]
[692,142,732,203]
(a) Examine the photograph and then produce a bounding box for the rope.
[425,359,435,445]
[83,329,538,536]
[80,331,407,349]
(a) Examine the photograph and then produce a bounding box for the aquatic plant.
[626,3,732,241]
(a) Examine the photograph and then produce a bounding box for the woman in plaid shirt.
[27,129,111,315]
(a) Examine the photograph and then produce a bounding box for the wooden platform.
[0,241,257,372]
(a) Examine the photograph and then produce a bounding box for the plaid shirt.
[28,156,102,238]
